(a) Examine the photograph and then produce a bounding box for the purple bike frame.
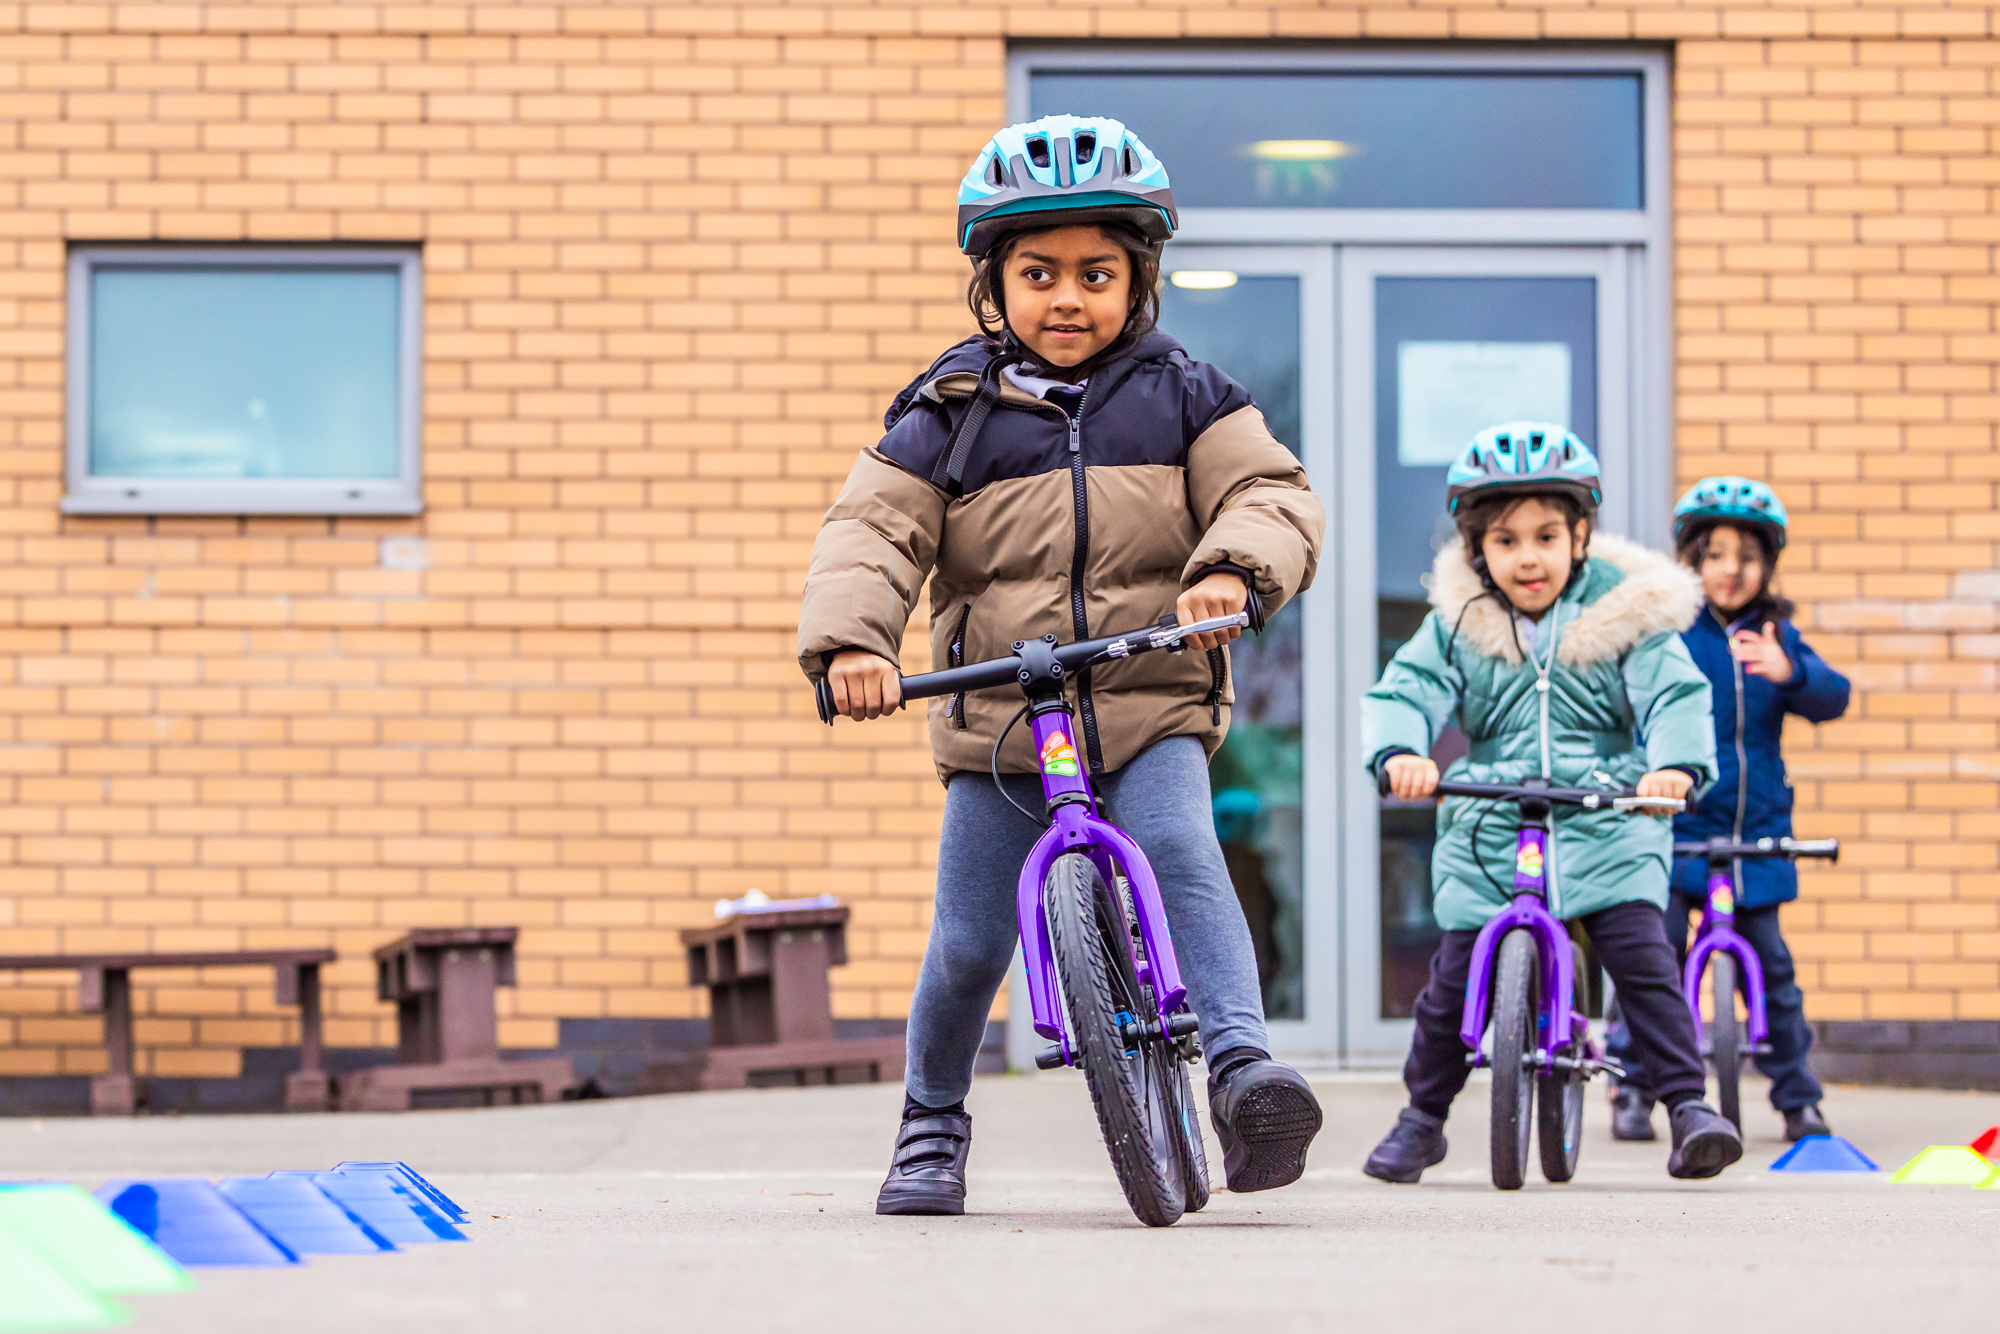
[1458,825,1591,1066]
[1683,868,1769,1049]
[1014,707,1187,1066]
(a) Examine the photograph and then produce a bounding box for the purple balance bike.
[816,612,1251,1227]
[1383,773,1684,1189]
[1673,835,1838,1131]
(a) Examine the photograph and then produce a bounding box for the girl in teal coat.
[1358,423,1744,1183]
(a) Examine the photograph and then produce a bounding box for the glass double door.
[1158,244,1639,1060]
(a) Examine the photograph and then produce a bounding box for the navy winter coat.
[1671,606,1850,908]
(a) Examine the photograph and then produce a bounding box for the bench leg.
[285,963,331,1113]
[92,969,137,1117]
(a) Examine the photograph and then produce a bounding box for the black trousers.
[1404,900,1708,1120]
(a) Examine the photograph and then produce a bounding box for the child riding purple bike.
[1360,423,1746,1184]
[1605,478,1851,1143]
[796,115,1326,1220]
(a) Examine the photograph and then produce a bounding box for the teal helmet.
[956,115,1178,258]
[1673,476,1789,550]
[1445,422,1603,515]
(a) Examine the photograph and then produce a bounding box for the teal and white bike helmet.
[1445,422,1604,516]
[956,114,1178,258]
[1672,476,1789,551]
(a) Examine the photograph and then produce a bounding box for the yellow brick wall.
[0,2,1993,1080]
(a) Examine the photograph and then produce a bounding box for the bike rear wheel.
[1489,929,1537,1191]
[1536,941,1587,1184]
[1044,851,1188,1227]
[1168,1059,1210,1213]
[1710,951,1742,1132]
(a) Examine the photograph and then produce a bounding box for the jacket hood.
[883,330,1188,429]
[1428,532,1701,668]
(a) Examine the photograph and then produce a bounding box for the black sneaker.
[1206,1050,1322,1192]
[1783,1103,1831,1141]
[1610,1084,1658,1142]
[875,1106,972,1216]
[1667,1100,1744,1180]
[1363,1107,1448,1183]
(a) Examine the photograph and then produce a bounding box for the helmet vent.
[986,154,1004,186]
[1026,136,1051,168]
[1123,144,1138,174]
[1075,132,1095,163]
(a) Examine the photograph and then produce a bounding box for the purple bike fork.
[1683,868,1769,1049]
[1014,706,1188,1067]
[1458,826,1589,1066]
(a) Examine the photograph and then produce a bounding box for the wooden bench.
[0,949,337,1115]
[335,927,575,1111]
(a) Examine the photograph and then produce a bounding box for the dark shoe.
[1363,1107,1448,1184]
[1783,1103,1831,1141]
[875,1107,972,1215]
[1610,1084,1657,1142]
[1667,1100,1744,1180]
[1206,1050,1322,1192]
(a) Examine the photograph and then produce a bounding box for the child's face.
[1480,496,1589,617]
[1000,225,1132,370]
[1696,522,1767,614]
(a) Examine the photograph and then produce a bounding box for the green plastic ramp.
[0,1224,126,1331]
[0,1185,192,1295]
[1890,1144,2000,1185]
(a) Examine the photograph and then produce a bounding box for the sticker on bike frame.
[1712,885,1734,914]
[1040,731,1079,777]
[1515,841,1544,881]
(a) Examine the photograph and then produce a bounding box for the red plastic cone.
[1971,1126,1999,1160]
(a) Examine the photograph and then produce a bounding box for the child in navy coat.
[1607,478,1850,1142]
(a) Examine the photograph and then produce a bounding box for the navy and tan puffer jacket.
[797,331,1323,780]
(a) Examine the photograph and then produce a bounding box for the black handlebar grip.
[813,676,837,726]
[1377,765,1393,797]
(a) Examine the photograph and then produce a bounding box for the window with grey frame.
[65,247,423,516]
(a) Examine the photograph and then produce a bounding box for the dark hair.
[1676,519,1795,621]
[965,219,1161,372]
[1454,490,1595,600]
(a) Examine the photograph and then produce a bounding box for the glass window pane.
[89,265,403,480]
[1372,274,1598,1018]
[1160,272,1306,1020]
[1030,71,1643,210]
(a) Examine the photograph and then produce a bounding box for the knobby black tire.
[1490,929,1537,1191]
[1044,852,1186,1227]
[1169,1059,1211,1213]
[1711,951,1742,1132]
[1536,941,1587,1184]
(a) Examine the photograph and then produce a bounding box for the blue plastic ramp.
[270,1170,465,1244]
[331,1161,466,1222]
[94,1180,299,1268]
[218,1177,397,1256]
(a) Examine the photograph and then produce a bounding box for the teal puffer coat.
[1362,534,1717,930]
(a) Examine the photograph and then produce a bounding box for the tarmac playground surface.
[3,1069,1996,1334]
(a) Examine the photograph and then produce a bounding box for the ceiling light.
[1169,270,1239,290]
[1248,139,1353,161]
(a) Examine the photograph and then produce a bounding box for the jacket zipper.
[945,604,971,729]
[1065,384,1104,773]
[1526,605,1563,916]
[1204,648,1226,724]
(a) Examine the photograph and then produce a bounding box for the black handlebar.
[813,612,1251,725]
[1375,768,1685,813]
[1674,836,1839,864]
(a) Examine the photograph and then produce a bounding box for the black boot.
[1783,1103,1831,1141]
[1666,1100,1743,1180]
[1610,1084,1657,1142]
[1363,1107,1448,1183]
[1206,1048,1322,1193]
[875,1099,972,1216]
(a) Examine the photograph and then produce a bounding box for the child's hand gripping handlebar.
[812,612,1252,725]
[1375,768,1687,814]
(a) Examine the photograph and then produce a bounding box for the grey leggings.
[904,735,1268,1108]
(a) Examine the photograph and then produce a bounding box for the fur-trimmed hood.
[1428,533,1701,668]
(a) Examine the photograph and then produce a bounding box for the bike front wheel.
[1044,851,1188,1227]
[1536,941,1587,1184]
[1489,929,1537,1191]
[1710,951,1742,1131]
